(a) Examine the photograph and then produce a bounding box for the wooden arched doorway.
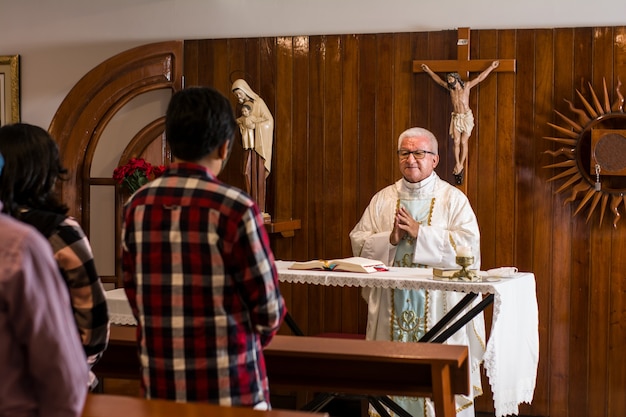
[49,41,183,286]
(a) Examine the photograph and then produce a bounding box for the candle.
[456,246,472,257]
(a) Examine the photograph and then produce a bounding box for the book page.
[289,257,387,273]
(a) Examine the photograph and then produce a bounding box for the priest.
[349,127,484,417]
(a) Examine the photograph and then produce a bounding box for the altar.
[275,261,539,417]
[103,263,538,417]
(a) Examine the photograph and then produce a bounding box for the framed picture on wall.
[0,55,20,126]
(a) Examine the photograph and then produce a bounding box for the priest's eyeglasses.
[397,149,436,160]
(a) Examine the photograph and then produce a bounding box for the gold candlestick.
[452,256,480,282]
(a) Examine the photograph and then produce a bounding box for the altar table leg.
[419,293,479,342]
[431,294,494,343]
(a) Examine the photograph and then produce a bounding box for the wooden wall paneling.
[275,36,295,227]
[609,226,626,417]
[513,29,543,413]
[392,32,413,176]
[269,37,299,259]
[494,29,517,268]
[532,28,557,417]
[614,26,626,80]
[340,34,363,334]
[465,29,481,203]
[374,34,395,190]
[356,34,379,207]
[410,32,434,136]
[589,228,611,417]
[470,29,499,414]
[479,30,517,412]
[259,37,277,217]
[213,38,234,106]
[587,26,614,417]
[341,34,360,256]
[568,216,591,414]
[567,26,593,417]
[608,29,626,417]
[592,27,614,91]
[305,35,327,335]
[548,27,576,417]
[321,35,345,333]
[512,30,536,272]
[183,40,200,84]
[288,35,312,335]
[273,36,296,336]
[474,29,499,270]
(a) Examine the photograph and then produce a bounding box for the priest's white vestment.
[349,173,484,417]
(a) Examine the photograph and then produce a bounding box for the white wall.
[1,0,626,129]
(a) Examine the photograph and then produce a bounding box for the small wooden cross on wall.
[412,27,516,191]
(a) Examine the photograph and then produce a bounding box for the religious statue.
[421,60,499,184]
[231,79,274,219]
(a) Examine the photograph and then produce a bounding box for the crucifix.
[413,27,516,189]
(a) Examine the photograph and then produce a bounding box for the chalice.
[452,256,481,282]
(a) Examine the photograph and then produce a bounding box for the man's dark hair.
[165,87,236,161]
[0,123,69,217]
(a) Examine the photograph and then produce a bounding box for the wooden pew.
[82,394,327,417]
[264,335,469,417]
[95,327,469,417]
[93,325,137,380]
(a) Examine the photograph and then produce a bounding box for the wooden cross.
[412,27,516,80]
[412,27,516,191]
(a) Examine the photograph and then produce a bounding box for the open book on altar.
[289,257,389,273]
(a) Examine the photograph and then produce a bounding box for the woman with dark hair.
[0,123,109,390]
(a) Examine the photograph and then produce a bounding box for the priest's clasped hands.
[389,206,420,246]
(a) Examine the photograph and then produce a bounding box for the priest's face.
[398,135,439,183]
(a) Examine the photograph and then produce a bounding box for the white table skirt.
[275,260,539,417]
[105,288,137,326]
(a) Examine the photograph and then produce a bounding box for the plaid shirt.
[122,162,286,407]
[47,217,110,362]
[18,210,110,365]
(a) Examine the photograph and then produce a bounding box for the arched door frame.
[48,41,182,285]
[49,41,183,232]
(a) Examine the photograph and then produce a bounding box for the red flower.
[113,157,166,193]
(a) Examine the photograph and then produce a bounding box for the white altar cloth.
[105,288,137,325]
[275,261,539,417]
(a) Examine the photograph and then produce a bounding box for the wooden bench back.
[82,394,327,417]
[265,335,469,398]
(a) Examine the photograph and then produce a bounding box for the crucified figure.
[421,60,499,184]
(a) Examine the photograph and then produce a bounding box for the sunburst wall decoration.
[544,78,626,228]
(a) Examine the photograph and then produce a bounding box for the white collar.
[399,172,437,198]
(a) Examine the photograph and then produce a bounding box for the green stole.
[388,195,434,417]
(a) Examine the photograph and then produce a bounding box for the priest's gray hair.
[397,127,439,154]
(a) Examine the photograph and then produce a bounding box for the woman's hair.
[0,123,69,217]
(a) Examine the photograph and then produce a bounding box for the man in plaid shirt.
[122,87,286,409]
